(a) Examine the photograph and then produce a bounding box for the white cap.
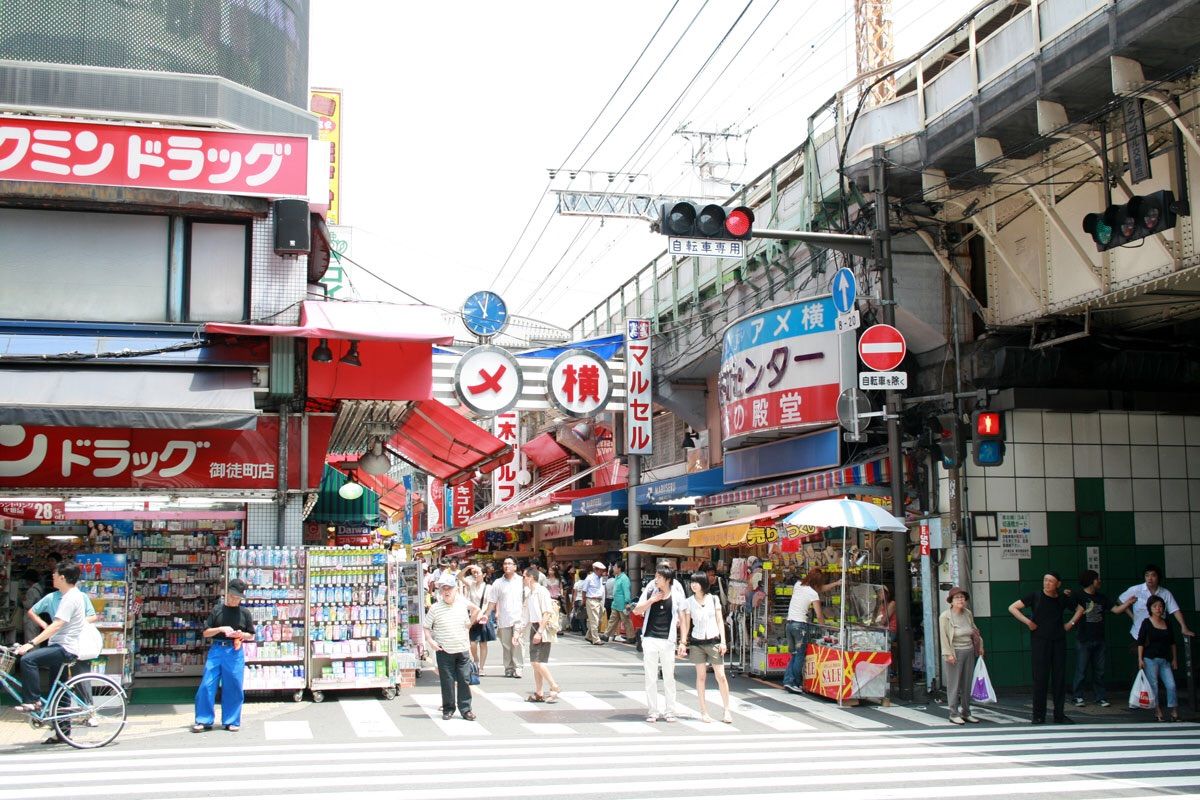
[436,574,457,588]
[592,561,607,570]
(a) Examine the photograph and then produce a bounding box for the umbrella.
[782,498,905,532]
[621,541,697,558]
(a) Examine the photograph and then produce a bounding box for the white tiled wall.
[948,411,1200,608]
[250,209,307,324]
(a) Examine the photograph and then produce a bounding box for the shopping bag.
[1129,669,1156,709]
[75,621,104,661]
[970,657,998,703]
[468,660,480,686]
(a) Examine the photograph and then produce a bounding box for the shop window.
[0,208,168,322]
[186,222,250,322]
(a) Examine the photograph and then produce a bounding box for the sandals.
[525,694,546,703]
[224,724,240,732]
[545,686,561,704]
[191,723,213,733]
[700,713,713,723]
[722,710,734,724]
[645,714,658,723]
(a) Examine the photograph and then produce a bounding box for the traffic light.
[971,410,1006,467]
[930,413,965,469]
[1082,190,1178,251]
[660,201,754,241]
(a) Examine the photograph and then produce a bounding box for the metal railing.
[571,0,1113,342]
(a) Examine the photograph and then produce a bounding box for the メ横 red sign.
[858,324,907,372]
[0,115,309,198]
[0,416,332,490]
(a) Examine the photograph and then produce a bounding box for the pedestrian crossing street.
[5,723,1199,799]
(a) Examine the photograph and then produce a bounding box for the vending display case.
[77,553,133,687]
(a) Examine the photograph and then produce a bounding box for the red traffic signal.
[975,411,1001,437]
[659,202,754,241]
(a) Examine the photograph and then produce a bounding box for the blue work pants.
[194,640,245,727]
[783,621,817,689]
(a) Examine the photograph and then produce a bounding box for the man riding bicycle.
[13,562,87,724]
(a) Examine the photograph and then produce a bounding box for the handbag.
[1129,669,1156,709]
[468,659,480,686]
[970,657,998,703]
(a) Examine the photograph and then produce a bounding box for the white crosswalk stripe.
[4,725,1198,799]
[749,688,889,729]
[409,693,491,736]
[338,699,402,738]
[686,688,817,730]
[873,704,958,726]
[620,690,742,731]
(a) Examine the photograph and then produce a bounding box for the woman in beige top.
[939,586,983,724]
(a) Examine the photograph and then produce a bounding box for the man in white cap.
[424,573,483,721]
[582,562,608,645]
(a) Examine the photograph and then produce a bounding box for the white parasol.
[782,498,905,532]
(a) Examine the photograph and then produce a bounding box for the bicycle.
[0,644,127,749]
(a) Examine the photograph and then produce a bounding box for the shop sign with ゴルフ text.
[624,319,653,454]
[0,115,309,198]
[492,412,521,505]
[451,481,475,527]
[718,296,850,445]
[0,416,332,490]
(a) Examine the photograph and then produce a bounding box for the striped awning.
[697,455,892,508]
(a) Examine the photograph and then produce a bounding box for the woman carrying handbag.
[939,586,983,725]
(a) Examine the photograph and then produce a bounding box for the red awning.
[389,400,510,486]
[205,300,455,343]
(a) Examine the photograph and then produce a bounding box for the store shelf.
[99,649,128,656]
[246,657,304,664]
[95,623,127,630]
[136,666,205,677]
[246,681,306,690]
[310,677,391,689]
[311,651,389,660]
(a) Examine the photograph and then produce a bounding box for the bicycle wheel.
[52,673,126,749]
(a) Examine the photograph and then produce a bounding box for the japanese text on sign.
[492,412,521,505]
[0,115,308,198]
[858,371,908,390]
[428,477,445,534]
[668,237,745,259]
[546,350,612,418]
[718,297,844,444]
[625,318,653,455]
[999,512,1031,560]
[452,481,475,528]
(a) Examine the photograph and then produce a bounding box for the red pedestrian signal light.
[971,410,1006,467]
[659,201,754,241]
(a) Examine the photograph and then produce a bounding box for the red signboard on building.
[0,115,309,198]
[451,481,474,527]
[0,416,332,490]
[0,500,66,521]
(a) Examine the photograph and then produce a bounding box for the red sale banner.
[0,115,309,198]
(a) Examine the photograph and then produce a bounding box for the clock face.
[461,291,508,338]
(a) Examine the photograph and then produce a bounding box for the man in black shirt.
[1071,570,1110,708]
[1008,572,1084,724]
[192,578,255,733]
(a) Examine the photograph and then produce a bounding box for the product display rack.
[389,557,425,677]
[307,546,396,702]
[0,531,14,645]
[122,530,237,678]
[78,577,133,686]
[226,546,307,702]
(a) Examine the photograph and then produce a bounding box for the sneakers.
[782,684,802,694]
[441,710,454,720]
[1099,700,1111,708]
[1073,697,1086,707]
[949,714,965,725]
[614,636,628,643]
[461,711,477,721]
[963,715,981,724]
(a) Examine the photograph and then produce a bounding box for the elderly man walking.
[582,562,607,645]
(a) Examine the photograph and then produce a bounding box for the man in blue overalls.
[193,578,255,733]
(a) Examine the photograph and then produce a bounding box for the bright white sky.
[309,0,976,339]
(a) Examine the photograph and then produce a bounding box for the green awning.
[309,465,380,524]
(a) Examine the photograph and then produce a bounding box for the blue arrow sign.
[831,267,857,315]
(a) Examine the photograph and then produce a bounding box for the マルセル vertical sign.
[625,318,653,454]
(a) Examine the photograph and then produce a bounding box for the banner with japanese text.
[0,415,332,490]
[451,480,474,528]
[492,412,520,505]
[0,115,309,198]
[718,295,851,446]
[427,477,445,534]
[624,318,652,454]
[309,88,342,223]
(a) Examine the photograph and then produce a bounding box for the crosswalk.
[5,723,1199,799]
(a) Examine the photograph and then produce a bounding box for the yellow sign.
[310,88,342,224]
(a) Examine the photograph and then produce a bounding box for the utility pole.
[873,144,913,701]
[626,452,642,590]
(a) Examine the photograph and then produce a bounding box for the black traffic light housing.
[971,410,1006,468]
[660,201,755,241]
[929,413,965,469]
[1083,189,1178,251]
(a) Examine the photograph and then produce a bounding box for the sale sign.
[803,643,892,702]
[0,500,66,521]
[0,115,309,198]
[0,415,332,490]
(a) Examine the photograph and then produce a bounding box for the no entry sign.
[858,324,906,371]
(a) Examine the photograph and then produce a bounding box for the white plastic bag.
[74,621,103,661]
[1129,669,1156,710]
[970,657,998,704]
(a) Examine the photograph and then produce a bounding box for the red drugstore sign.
[0,116,309,198]
[0,416,332,490]
[625,318,653,454]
